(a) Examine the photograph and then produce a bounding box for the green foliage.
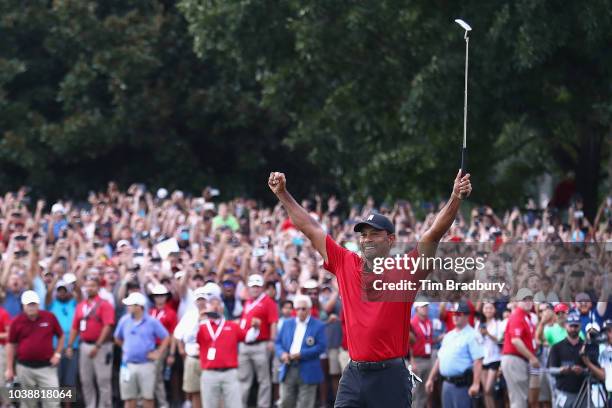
[181,0,610,215]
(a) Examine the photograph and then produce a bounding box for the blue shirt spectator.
[114,310,168,363]
[438,324,484,377]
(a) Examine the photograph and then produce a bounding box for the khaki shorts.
[120,362,156,401]
[529,372,541,389]
[183,356,202,394]
[327,348,341,376]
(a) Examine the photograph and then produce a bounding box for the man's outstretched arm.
[268,172,328,263]
[418,170,472,258]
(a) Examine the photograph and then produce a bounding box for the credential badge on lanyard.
[205,319,225,360]
[80,301,99,332]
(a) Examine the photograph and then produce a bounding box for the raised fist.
[268,172,286,195]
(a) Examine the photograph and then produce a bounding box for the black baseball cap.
[454,302,471,314]
[354,213,395,234]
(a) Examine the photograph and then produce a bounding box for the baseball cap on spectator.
[566,313,580,326]
[62,273,77,284]
[51,203,65,214]
[116,240,130,251]
[514,288,534,301]
[247,274,264,287]
[354,213,395,234]
[575,292,591,302]
[157,188,168,199]
[604,319,612,331]
[21,290,40,305]
[56,280,72,291]
[123,292,147,306]
[414,301,429,308]
[302,279,318,290]
[454,302,470,314]
[150,284,169,295]
[222,280,236,287]
[202,282,222,297]
[553,303,569,313]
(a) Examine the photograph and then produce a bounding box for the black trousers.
[334,358,413,407]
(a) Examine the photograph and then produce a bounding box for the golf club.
[454,18,471,180]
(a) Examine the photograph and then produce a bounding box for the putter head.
[454,19,472,32]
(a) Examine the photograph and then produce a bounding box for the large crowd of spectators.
[0,182,610,408]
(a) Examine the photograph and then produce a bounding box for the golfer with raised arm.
[268,170,472,408]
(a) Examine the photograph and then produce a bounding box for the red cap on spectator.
[553,303,569,313]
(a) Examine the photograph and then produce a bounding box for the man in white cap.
[114,292,169,408]
[410,301,434,408]
[238,274,279,408]
[6,290,64,408]
[173,283,220,408]
[148,284,178,408]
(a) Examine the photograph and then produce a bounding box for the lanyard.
[418,321,431,339]
[205,319,225,343]
[83,300,99,318]
[245,294,265,315]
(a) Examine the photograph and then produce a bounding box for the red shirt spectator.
[410,314,433,357]
[197,319,247,369]
[72,295,115,342]
[502,306,535,359]
[9,310,62,362]
[0,306,11,345]
[240,294,278,341]
[150,305,178,344]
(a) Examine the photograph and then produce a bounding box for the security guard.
[425,302,483,408]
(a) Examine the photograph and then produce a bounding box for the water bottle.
[163,366,171,381]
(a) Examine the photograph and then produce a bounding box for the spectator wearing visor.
[66,276,115,408]
[6,290,63,408]
[547,313,587,408]
[426,302,483,408]
[114,292,169,408]
[221,279,242,320]
[45,274,81,401]
[173,283,220,408]
[238,274,279,408]
[148,284,178,408]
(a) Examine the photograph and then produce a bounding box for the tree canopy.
[0,0,609,216]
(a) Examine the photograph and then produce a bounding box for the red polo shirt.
[197,319,246,369]
[9,310,62,362]
[150,305,178,344]
[72,296,115,342]
[240,294,278,341]
[323,235,427,361]
[0,307,11,346]
[502,307,535,359]
[410,315,433,358]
